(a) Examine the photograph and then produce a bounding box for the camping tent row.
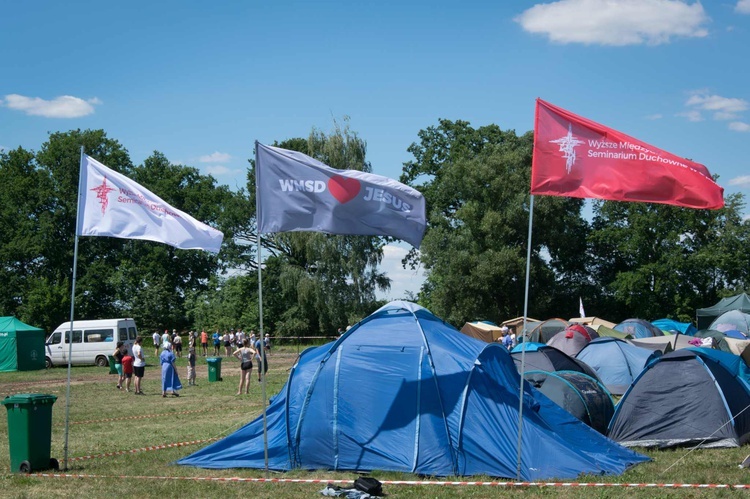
[179,302,648,480]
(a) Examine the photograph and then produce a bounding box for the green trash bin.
[206,357,222,382]
[1,393,58,473]
[108,355,118,374]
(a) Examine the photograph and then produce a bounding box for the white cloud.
[677,110,703,122]
[205,165,231,175]
[729,175,750,187]
[199,152,231,163]
[515,0,709,46]
[2,94,100,118]
[729,121,750,132]
[685,92,749,120]
[737,0,750,14]
[376,243,425,301]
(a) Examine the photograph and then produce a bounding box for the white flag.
[579,297,586,318]
[77,155,223,254]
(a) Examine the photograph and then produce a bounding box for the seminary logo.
[550,124,585,174]
[278,176,413,212]
[91,177,116,214]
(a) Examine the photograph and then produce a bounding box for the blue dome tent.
[178,302,647,480]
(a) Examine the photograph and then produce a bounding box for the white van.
[45,319,138,368]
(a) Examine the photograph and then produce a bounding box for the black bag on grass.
[354,477,383,496]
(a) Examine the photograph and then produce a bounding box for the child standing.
[187,346,197,386]
[121,352,134,392]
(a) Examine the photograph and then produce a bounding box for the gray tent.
[608,348,750,449]
[697,293,750,330]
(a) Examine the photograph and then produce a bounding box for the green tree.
[587,193,750,322]
[401,119,589,326]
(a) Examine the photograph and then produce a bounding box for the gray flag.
[256,142,426,248]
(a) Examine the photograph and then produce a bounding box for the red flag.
[531,99,724,210]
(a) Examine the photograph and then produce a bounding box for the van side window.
[84,329,113,342]
[119,327,127,340]
[128,327,137,340]
[48,332,62,345]
[66,330,82,343]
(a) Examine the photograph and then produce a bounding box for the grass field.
[1,345,749,498]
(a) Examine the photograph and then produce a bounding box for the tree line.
[1,119,747,336]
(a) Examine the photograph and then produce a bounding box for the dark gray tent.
[511,344,599,381]
[608,348,750,449]
[697,293,750,330]
[524,370,614,434]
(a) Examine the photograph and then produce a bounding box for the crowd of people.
[113,328,272,398]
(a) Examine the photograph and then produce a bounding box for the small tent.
[524,370,615,434]
[709,310,750,337]
[511,343,599,381]
[608,348,750,448]
[526,318,569,343]
[627,333,694,354]
[651,318,697,336]
[614,319,663,339]
[697,293,750,330]
[546,325,593,356]
[178,301,647,480]
[0,317,46,372]
[460,321,503,343]
[576,337,660,395]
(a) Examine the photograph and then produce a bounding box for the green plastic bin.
[1,393,58,473]
[108,355,118,374]
[206,357,222,382]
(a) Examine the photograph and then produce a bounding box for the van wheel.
[95,356,108,367]
[45,357,52,369]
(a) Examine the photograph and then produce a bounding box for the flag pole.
[255,142,270,475]
[515,194,534,480]
[63,146,85,470]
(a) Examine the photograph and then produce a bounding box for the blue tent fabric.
[177,301,647,480]
[614,319,664,339]
[575,337,660,395]
[651,318,698,336]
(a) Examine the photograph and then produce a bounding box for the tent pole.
[515,194,534,480]
[63,146,85,470]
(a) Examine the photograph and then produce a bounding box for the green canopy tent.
[697,293,750,330]
[0,317,46,372]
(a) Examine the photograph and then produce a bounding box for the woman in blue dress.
[160,343,182,397]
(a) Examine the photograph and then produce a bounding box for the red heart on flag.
[328,176,361,204]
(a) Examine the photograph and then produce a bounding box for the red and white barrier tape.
[24,474,750,488]
[60,407,231,426]
[67,438,219,462]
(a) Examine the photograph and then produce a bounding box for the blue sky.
[2,1,749,300]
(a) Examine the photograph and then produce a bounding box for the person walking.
[160,343,182,397]
[132,336,146,395]
[212,330,221,356]
[233,339,256,395]
[200,329,208,356]
[113,341,125,390]
[152,331,161,357]
[187,346,197,386]
[173,331,183,358]
[254,335,269,382]
[122,352,134,392]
